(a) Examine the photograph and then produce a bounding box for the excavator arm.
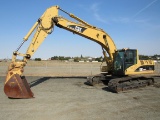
[52,16,117,69]
[4,5,116,98]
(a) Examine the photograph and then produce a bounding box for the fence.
[0,61,160,76]
[0,61,103,76]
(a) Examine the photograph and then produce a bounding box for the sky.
[0,0,160,59]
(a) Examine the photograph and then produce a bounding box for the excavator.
[4,5,156,99]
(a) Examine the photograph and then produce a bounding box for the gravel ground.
[0,61,160,120]
[0,76,160,120]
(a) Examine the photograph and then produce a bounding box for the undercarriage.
[87,73,158,93]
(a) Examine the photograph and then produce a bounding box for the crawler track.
[87,74,156,93]
[107,75,154,93]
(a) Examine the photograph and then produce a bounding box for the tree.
[74,57,80,62]
[35,58,41,61]
[81,54,83,59]
[51,56,59,60]
[51,56,71,60]
[139,55,150,60]
[95,56,103,62]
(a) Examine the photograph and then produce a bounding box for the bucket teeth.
[4,74,34,99]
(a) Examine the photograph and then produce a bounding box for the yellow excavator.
[4,5,156,99]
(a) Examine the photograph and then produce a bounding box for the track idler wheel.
[86,76,102,86]
[4,74,34,99]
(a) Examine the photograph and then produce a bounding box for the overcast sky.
[0,0,160,59]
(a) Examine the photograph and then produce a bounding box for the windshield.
[114,51,124,72]
[113,49,137,75]
[124,50,137,68]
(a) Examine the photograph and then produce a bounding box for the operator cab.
[113,49,137,75]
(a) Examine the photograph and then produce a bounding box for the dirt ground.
[1,77,160,120]
[0,61,160,120]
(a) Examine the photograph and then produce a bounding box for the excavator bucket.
[4,73,34,99]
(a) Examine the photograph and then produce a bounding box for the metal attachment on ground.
[4,74,34,99]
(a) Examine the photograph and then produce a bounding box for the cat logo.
[67,25,86,33]
[75,26,82,32]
